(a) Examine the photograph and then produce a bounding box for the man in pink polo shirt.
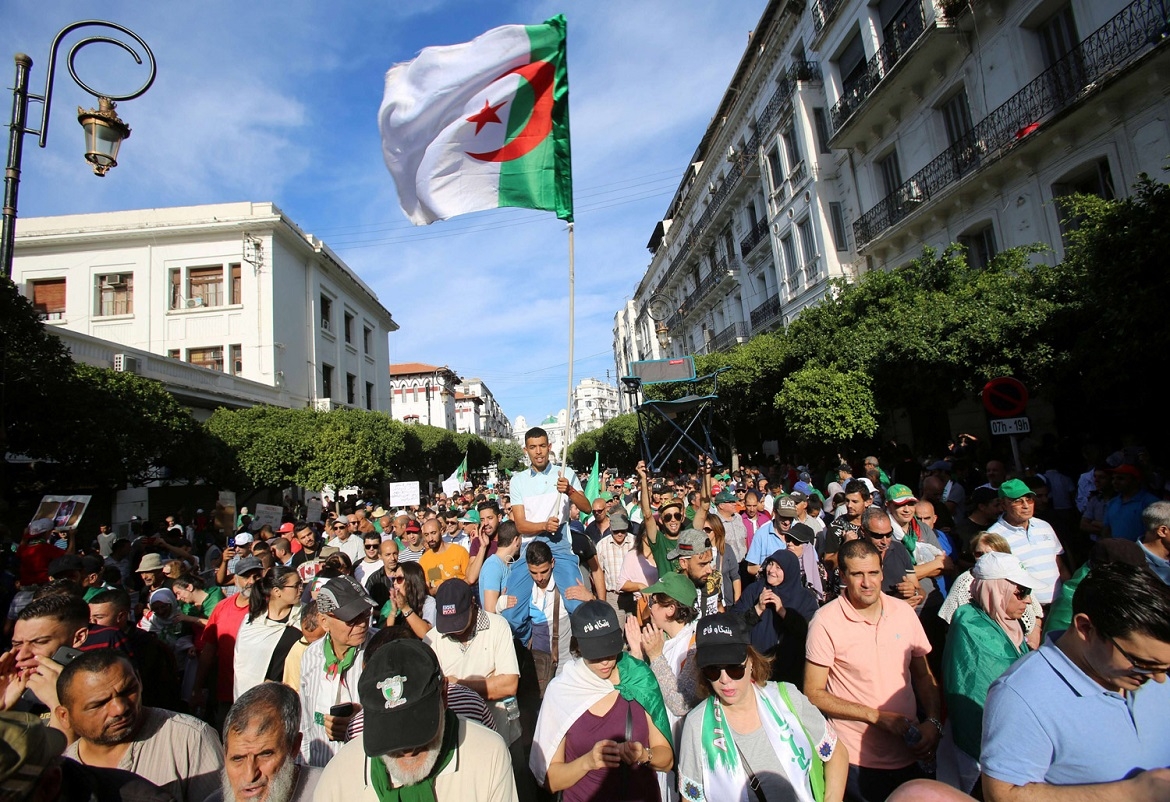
[804,538,942,802]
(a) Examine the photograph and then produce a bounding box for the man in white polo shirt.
[988,479,1070,608]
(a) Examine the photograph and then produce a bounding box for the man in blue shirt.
[981,562,1170,801]
[1139,501,1170,585]
[501,427,590,641]
[1101,464,1161,541]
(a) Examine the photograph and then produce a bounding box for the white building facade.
[616,0,860,376]
[456,377,513,440]
[571,378,621,440]
[12,202,397,413]
[820,0,1170,272]
[389,363,461,429]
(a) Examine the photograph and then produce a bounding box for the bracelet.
[924,717,942,733]
[402,608,414,618]
[641,745,653,765]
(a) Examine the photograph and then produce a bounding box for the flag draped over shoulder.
[378,15,573,225]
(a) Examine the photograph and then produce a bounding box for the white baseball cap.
[972,551,1047,590]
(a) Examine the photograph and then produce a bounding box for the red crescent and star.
[464,59,554,163]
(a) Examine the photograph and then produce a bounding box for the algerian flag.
[379,15,573,225]
[581,451,600,522]
[441,454,468,497]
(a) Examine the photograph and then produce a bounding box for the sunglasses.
[702,526,714,534]
[1108,635,1169,675]
[393,575,405,583]
[661,513,684,522]
[863,528,893,540]
[1012,585,1031,600]
[332,525,346,531]
[365,544,380,550]
[701,663,747,682]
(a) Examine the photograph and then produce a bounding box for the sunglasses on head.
[701,663,747,682]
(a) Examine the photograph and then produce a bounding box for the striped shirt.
[299,633,371,767]
[346,682,497,739]
[596,534,634,593]
[399,545,426,564]
[987,515,1064,604]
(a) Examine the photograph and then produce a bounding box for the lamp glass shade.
[83,119,124,170]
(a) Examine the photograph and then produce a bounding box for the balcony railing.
[688,264,733,306]
[812,0,846,33]
[854,0,1169,247]
[750,295,783,330]
[788,160,809,189]
[739,218,770,258]
[710,322,748,353]
[653,62,821,295]
[830,2,927,133]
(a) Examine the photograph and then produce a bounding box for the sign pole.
[1009,434,1023,474]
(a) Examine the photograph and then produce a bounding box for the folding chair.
[621,356,728,472]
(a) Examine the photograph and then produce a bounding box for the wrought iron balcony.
[750,295,782,330]
[653,62,821,295]
[710,321,748,353]
[830,2,927,133]
[688,264,733,306]
[812,0,846,33]
[854,0,1169,248]
[739,218,770,258]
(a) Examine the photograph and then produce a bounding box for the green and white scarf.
[682,683,824,802]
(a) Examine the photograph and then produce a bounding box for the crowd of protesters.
[2,428,1170,802]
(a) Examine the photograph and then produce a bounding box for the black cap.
[316,575,375,621]
[47,555,83,576]
[357,640,444,756]
[695,613,750,668]
[787,522,815,545]
[80,555,103,574]
[969,486,999,508]
[434,579,474,635]
[570,600,624,659]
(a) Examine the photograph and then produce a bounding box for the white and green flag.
[379,15,573,225]
[441,454,468,497]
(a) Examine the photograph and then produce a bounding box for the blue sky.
[2,1,764,427]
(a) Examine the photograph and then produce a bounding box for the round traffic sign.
[982,377,1029,418]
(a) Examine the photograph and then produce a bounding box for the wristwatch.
[402,607,415,618]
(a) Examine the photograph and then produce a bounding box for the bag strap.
[551,591,561,668]
[732,741,769,802]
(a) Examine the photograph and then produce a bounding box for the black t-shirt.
[571,529,597,567]
[881,540,915,596]
[824,519,860,556]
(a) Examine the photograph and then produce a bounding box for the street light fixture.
[1,20,156,277]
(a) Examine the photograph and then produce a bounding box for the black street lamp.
[1,20,156,278]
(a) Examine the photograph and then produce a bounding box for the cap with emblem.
[434,578,474,634]
[667,529,712,561]
[774,496,798,518]
[695,612,751,668]
[886,484,918,505]
[357,640,444,757]
[570,600,624,659]
[316,575,374,621]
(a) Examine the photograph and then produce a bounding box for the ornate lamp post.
[1,20,156,277]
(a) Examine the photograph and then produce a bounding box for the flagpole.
[560,222,575,479]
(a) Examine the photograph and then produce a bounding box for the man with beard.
[467,500,502,585]
[207,683,321,802]
[315,640,516,801]
[57,650,223,802]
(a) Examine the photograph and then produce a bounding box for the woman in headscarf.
[677,613,847,802]
[938,532,1044,646]
[733,549,819,686]
[937,551,1042,794]
[532,601,673,802]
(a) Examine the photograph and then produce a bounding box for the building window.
[31,278,66,320]
[829,202,850,251]
[365,382,374,410]
[767,147,784,192]
[782,124,802,173]
[957,224,998,270]
[813,108,832,154]
[797,217,818,279]
[344,312,354,344]
[1038,4,1079,68]
[1052,158,1115,244]
[837,30,867,92]
[230,344,243,375]
[322,364,334,399]
[167,349,180,360]
[877,150,903,197]
[780,234,799,293]
[95,273,133,317]
[346,373,356,405]
[940,89,974,148]
[188,347,224,372]
[363,326,373,354]
[320,295,333,332]
[230,263,242,305]
[188,266,224,308]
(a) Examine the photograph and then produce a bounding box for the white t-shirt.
[233,608,301,700]
[353,558,382,586]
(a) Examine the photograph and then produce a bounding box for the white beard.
[381,714,446,787]
[219,758,297,802]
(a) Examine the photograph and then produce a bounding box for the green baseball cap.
[886,484,917,505]
[714,489,737,504]
[459,509,480,524]
[998,478,1035,500]
[642,571,697,608]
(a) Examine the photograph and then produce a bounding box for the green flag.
[581,451,600,522]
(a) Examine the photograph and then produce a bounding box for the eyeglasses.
[1108,635,1169,675]
[1012,585,1031,600]
[281,581,304,592]
[661,513,684,522]
[701,663,747,682]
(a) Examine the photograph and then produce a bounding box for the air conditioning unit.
[313,398,334,412]
[185,297,204,308]
[100,275,125,288]
[113,354,141,374]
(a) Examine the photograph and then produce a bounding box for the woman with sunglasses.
[378,561,435,635]
[938,532,1043,642]
[678,612,847,802]
[936,552,1042,794]
[532,600,674,802]
[733,549,818,687]
[233,564,304,699]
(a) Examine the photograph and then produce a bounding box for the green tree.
[774,366,878,450]
[490,439,526,475]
